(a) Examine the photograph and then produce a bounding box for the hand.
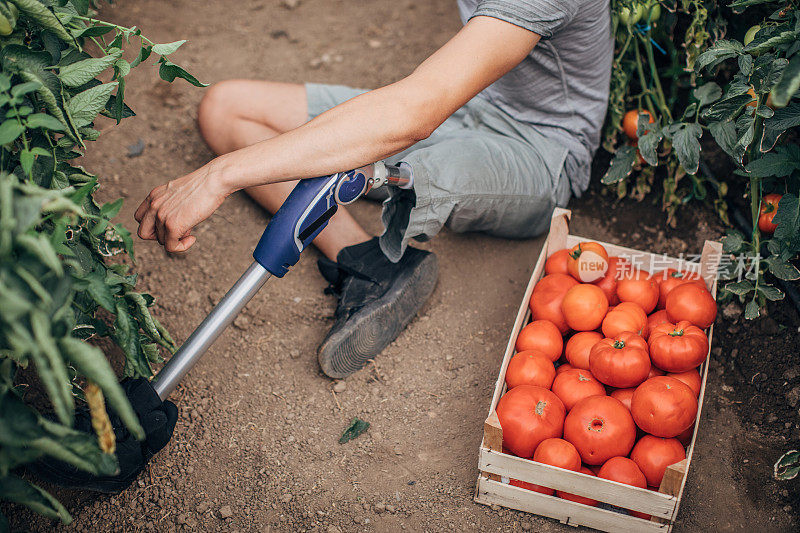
[134,163,230,252]
[28,379,178,494]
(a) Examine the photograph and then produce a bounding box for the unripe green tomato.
[0,3,18,36]
[647,2,661,22]
[744,25,760,46]
[619,4,646,26]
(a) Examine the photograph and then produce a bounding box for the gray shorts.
[306,83,572,262]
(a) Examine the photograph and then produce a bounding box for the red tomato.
[652,269,705,309]
[496,385,566,457]
[648,320,709,372]
[589,332,651,388]
[630,435,686,487]
[562,284,609,331]
[631,377,698,438]
[676,424,695,446]
[563,396,636,465]
[647,366,665,379]
[643,309,670,340]
[513,438,582,495]
[592,256,628,306]
[556,362,574,375]
[617,271,659,313]
[515,320,564,362]
[530,274,579,333]
[609,387,635,410]
[551,368,607,411]
[556,466,599,506]
[597,457,650,519]
[601,301,647,338]
[545,249,571,275]
[667,369,702,397]
[623,109,654,141]
[758,193,782,234]
[567,242,609,283]
[505,350,556,390]
[565,331,603,370]
[665,284,717,329]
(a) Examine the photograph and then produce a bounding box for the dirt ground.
[9,0,800,531]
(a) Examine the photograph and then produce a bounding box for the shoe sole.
[317,252,438,379]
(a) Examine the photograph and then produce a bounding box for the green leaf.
[709,120,739,161]
[771,54,800,108]
[0,475,71,524]
[637,128,662,166]
[602,144,637,184]
[757,284,784,301]
[339,417,370,444]
[58,49,122,88]
[722,229,745,253]
[773,193,799,243]
[30,311,74,425]
[744,27,799,55]
[113,300,152,378]
[25,113,65,132]
[59,337,144,440]
[744,299,761,319]
[767,259,800,281]
[11,80,42,98]
[15,233,63,275]
[78,25,115,38]
[158,59,207,87]
[695,40,743,72]
[19,149,34,176]
[69,0,89,16]
[0,120,25,144]
[693,82,722,108]
[761,101,800,151]
[152,40,186,56]
[130,45,152,69]
[775,450,800,481]
[725,279,754,296]
[1,45,82,143]
[703,93,752,122]
[745,146,800,177]
[672,123,702,174]
[9,0,76,45]
[66,82,118,128]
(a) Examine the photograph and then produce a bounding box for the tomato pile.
[497,241,717,511]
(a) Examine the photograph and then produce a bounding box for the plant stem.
[633,38,658,117]
[75,16,155,46]
[639,32,672,121]
[746,95,766,299]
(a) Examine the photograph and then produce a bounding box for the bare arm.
[135,16,540,252]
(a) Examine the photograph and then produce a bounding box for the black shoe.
[316,238,438,378]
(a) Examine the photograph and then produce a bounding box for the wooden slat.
[547,207,571,257]
[478,448,675,517]
[475,476,669,533]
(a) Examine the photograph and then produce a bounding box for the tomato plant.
[0,0,203,523]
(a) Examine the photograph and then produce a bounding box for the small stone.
[219,505,233,519]
[368,39,382,48]
[721,384,734,393]
[333,381,347,393]
[176,513,187,525]
[784,505,792,512]
[783,366,800,381]
[786,385,800,408]
[281,0,300,9]
[233,315,250,330]
[197,500,211,514]
[521,522,532,531]
[722,302,741,320]
[281,493,293,503]
[290,349,301,359]
[374,502,385,513]
[385,504,396,513]
[328,527,342,533]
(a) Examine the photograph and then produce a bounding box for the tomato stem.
[613,340,626,349]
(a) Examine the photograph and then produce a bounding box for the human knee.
[197,80,245,137]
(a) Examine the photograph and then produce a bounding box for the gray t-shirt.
[457,0,613,196]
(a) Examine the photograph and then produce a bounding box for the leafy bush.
[604,0,800,318]
[605,0,800,479]
[0,0,203,525]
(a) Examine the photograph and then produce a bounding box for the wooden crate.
[474,207,723,532]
